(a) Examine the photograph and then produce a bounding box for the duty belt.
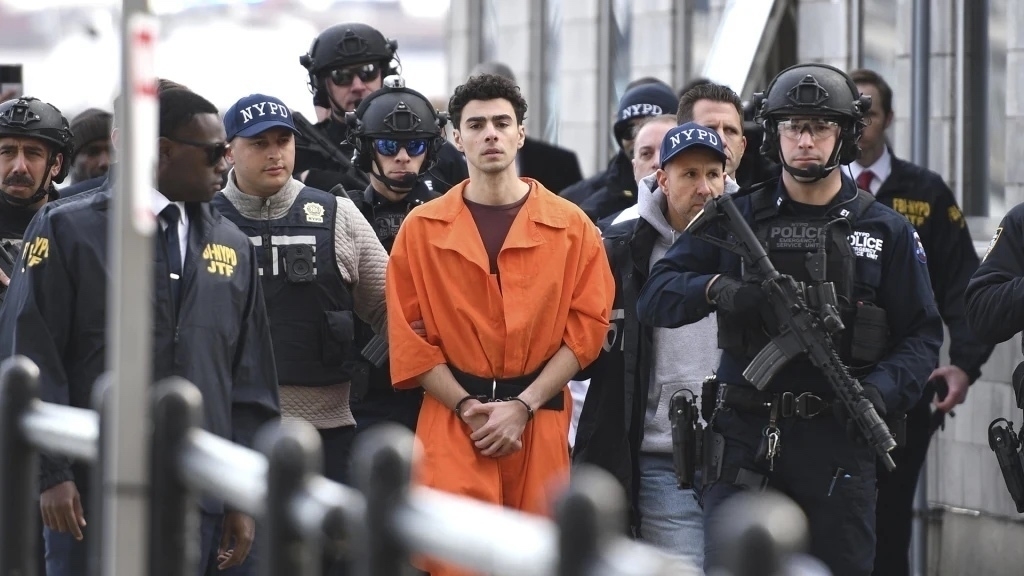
[718,384,831,419]
[449,366,564,411]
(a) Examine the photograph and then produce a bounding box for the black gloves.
[707,276,766,315]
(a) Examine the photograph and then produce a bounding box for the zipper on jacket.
[261,198,273,265]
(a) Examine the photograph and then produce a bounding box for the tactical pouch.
[322,310,355,366]
[717,313,771,362]
[850,302,888,363]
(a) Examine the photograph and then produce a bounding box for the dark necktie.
[160,204,183,307]
[856,169,875,192]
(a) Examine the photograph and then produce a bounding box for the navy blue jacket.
[636,177,943,415]
[0,188,280,508]
[872,156,992,381]
[59,173,107,199]
[560,151,637,222]
[966,202,1024,344]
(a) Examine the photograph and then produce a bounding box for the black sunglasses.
[328,63,381,88]
[165,136,228,166]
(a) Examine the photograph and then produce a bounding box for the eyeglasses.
[777,119,840,141]
[374,139,428,157]
[164,136,228,166]
[328,63,381,87]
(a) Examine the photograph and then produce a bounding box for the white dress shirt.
[150,189,189,269]
[848,147,893,195]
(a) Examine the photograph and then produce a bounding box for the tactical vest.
[719,188,887,377]
[346,185,435,254]
[213,187,355,387]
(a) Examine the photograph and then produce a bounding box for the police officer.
[0,97,72,286]
[846,68,994,576]
[966,208,1024,346]
[296,22,467,195]
[636,63,943,576]
[338,76,448,432]
[560,81,679,222]
[575,122,729,563]
[0,87,280,576]
[213,92,387,480]
[212,92,387,576]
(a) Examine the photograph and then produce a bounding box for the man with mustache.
[0,88,280,576]
[0,96,73,291]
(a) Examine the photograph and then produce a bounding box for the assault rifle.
[292,112,370,190]
[687,193,897,471]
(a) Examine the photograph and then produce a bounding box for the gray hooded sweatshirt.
[634,174,722,453]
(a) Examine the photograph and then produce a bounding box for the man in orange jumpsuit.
[386,73,615,575]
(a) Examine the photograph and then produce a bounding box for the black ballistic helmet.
[300,23,399,104]
[752,63,871,180]
[346,76,447,190]
[0,96,74,184]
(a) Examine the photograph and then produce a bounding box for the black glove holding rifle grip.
[707,276,765,315]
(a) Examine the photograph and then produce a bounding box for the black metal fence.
[0,355,818,576]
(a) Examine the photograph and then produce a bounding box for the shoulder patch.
[913,230,927,263]
[984,227,1002,262]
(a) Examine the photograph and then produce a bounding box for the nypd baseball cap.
[660,121,727,168]
[223,94,300,141]
[613,82,678,142]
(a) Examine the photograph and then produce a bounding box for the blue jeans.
[637,452,705,567]
[43,526,89,576]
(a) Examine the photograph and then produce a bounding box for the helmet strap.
[369,155,417,194]
[780,138,844,184]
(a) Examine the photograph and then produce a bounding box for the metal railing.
[0,355,817,576]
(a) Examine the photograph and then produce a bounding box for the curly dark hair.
[448,73,528,129]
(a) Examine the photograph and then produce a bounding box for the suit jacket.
[518,137,584,194]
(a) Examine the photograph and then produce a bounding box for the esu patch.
[913,230,927,263]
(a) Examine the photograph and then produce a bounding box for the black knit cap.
[69,108,112,160]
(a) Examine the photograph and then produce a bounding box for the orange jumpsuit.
[387,178,614,575]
